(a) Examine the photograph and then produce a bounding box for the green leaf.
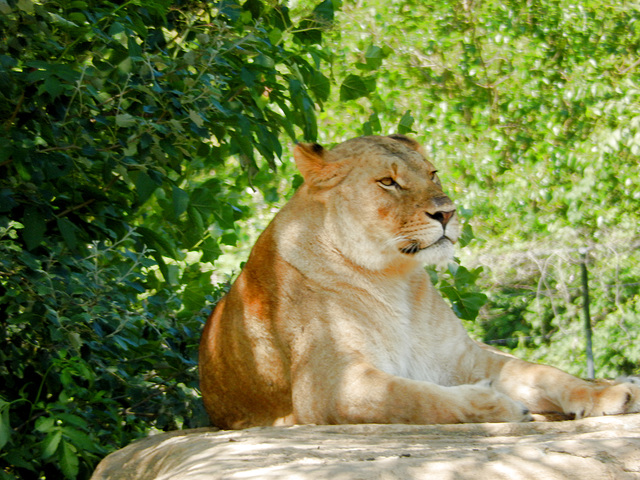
[43,76,63,98]
[0,143,12,164]
[253,54,274,69]
[48,12,80,30]
[301,96,317,141]
[440,286,487,321]
[292,174,304,191]
[166,263,180,285]
[22,207,46,250]
[397,110,415,134]
[134,171,160,205]
[115,114,137,128]
[57,413,88,429]
[60,441,79,479]
[451,264,483,288]
[127,36,142,57]
[294,0,334,45]
[0,400,11,450]
[61,426,101,453]
[362,111,381,136]
[57,217,78,250]
[313,0,334,22]
[212,205,235,230]
[49,63,81,83]
[309,71,331,102]
[458,223,474,248]
[200,237,222,263]
[41,430,62,459]
[182,273,212,313]
[171,186,190,220]
[0,1,12,14]
[137,226,176,259]
[4,449,36,471]
[220,232,237,246]
[364,45,384,71]
[35,416,55,433]
[456,292,488,320]
[189,110,204,128]
[268,28,282,45]
[68,12,86,25]
[189,183,222,217]
[340,74,369,101]
[187,206,204,236]
[17,0,34,14]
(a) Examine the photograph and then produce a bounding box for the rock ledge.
[92,414,640,479]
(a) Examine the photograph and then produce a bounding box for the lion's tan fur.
[199,135,640,429]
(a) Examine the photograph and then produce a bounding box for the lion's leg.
[467,345,640,419]
[292,362,532,425]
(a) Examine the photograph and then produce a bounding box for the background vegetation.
[1,0,638,478]
[323,0,640,379]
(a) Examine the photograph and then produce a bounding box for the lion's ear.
[293,142,344,188]
[388,134,424,154]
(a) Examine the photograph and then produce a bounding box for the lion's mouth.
[399,236,452,255]
[400,242,422,255]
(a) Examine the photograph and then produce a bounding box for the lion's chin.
[406,237,455,268]
[400,236,452,255]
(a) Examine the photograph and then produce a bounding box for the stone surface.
[92,415,640,480]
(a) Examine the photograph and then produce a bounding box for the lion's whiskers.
[384,235,413,251]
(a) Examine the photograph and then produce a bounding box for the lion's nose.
[427,210,455,226]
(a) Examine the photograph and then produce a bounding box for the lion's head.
[293,135,460,271]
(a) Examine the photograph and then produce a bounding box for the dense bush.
[0,0,339,477]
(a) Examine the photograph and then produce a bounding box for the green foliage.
[0,0,338,477]
[438,263,488,321]
[331,0,640,242]
[477,247,640,378]
[318,0,640,377]
[0,223,215,479]
[2,0,640,477]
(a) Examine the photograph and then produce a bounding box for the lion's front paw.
[593,382,640,416]
[565,381,640,419]
[462,383,533,423]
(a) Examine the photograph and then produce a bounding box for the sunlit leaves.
[0,0,337,267]
[356,44,390,72]
[323,0,640,377]
[294,0,335,45]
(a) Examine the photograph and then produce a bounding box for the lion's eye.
[378,177,399,189]
[431,171,441,185]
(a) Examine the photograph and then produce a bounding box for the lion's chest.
[337,279,462,385]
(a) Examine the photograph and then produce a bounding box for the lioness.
[199,135,640,429]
